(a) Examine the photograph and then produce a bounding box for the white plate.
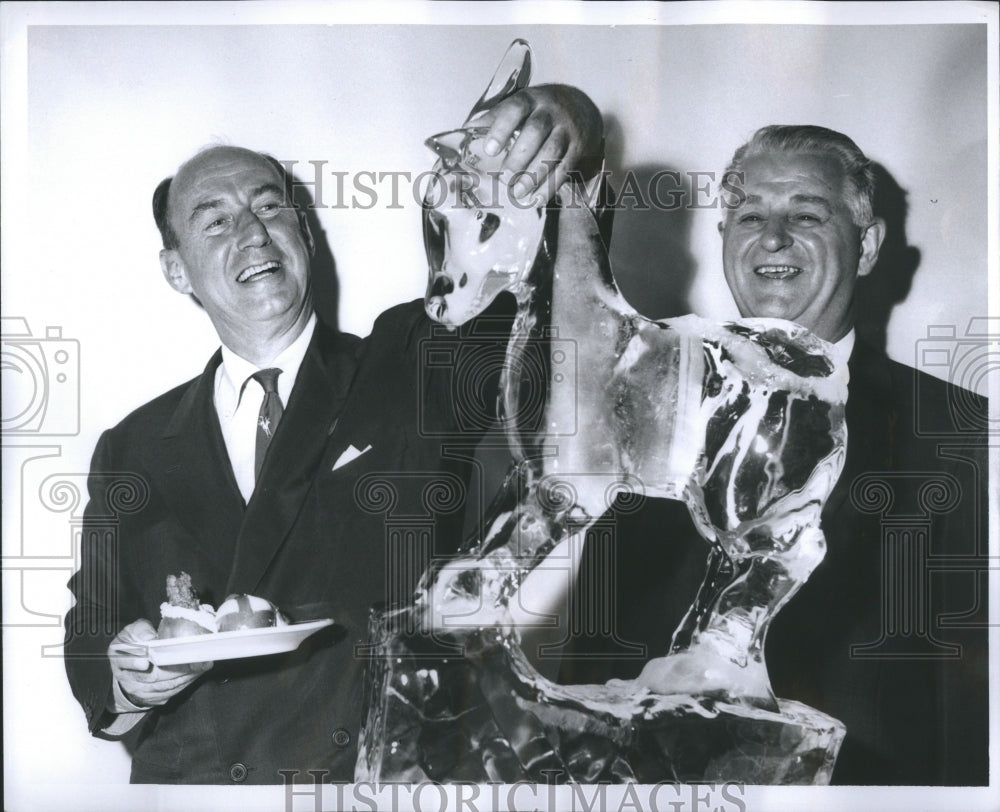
[141,619,335,666]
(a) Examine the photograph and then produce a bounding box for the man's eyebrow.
[789,194,832,208]
[736,193,833,208]
[251,182,286,201]
[188,198,225,224]
[187,183,287,224]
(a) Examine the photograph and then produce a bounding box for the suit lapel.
[226,322,360,594]
[152,350,245,578]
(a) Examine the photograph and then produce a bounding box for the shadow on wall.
[607,162,699,319]
[599,118,696,318]
[855,162,921,355]
[287,166,340,332]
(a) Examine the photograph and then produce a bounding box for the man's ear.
[717,220,725,237]
[160,249,193,294]
[857,217,886,277]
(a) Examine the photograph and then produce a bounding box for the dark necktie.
[251,368,283,479]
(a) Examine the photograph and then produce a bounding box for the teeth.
[754,265,801,279]
[237,261,280,282]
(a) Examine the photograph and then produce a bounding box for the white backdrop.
[3,3,997,811]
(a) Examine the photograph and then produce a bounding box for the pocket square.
[332,443,372,471]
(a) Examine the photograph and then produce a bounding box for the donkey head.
[422,39,554,327]
[423,127,548,326]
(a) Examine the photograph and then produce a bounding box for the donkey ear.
[466,38,532,121]
[424,130,468,169]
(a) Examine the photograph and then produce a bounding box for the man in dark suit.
[63,85,603,784]
[560,125,990,785]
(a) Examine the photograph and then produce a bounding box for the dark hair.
[151,148,296,251]
[726,125,877,227]
[152,175,178,250]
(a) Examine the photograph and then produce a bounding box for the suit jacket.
[558,340,990,785]
[64,301,488,784]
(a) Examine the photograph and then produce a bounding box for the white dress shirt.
[831,329,855,373]
[108,317,849,723]
[107,314,318,724]
[831,329,855,395]
[214,313,317,502]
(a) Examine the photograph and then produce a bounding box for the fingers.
[116,618,158,644]
[109,646,151,673]
[116,660,214,707]
[481,108,571,202]
[511,130,573,202]
[109,619,158,672]
[162,660,214,675]
[108,619,213,707]
[494,103,563,196]
[468,94,531,156]
[126,668,196,688]
[470,84,602,204]
[118,669,199,707]
[502,106,553,165]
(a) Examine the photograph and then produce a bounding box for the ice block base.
[357,619,845,785]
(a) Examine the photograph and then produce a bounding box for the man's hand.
[468,84,603,203]
[108,619,212,709]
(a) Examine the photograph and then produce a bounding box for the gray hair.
[725,125,877,227]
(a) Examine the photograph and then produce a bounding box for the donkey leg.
[669,544,735,653]
[636,525,827,709]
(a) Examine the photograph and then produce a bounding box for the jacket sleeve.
[63,429,145,739]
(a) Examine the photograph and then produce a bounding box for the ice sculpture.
[357,41,847,785]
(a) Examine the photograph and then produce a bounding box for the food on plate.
[216,594,290,632]
[157,572,218,638]
[154,573,289,640]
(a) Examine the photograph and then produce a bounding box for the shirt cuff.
[111,678,150,713]
[101,680,151,736]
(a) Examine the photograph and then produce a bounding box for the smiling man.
[720,134,885,344]
[158,147,316,365]
[63,84,603,784]
[561,124,989,786]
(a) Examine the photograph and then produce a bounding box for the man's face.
[160,147,314,344]
[720,150,883,343]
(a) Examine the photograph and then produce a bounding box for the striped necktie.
[251,368,283,479]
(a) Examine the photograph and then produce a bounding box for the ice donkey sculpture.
[357,41,848,784]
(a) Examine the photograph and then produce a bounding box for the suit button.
[219,678,230,685]
[229,762,248,783]
[332,728,351,747]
